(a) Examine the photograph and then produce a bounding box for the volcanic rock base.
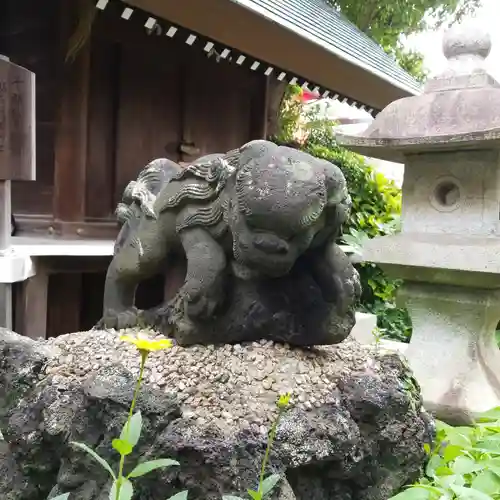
[0,328,432,500]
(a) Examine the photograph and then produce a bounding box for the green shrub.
[391,408,500,499]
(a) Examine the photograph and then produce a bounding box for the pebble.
[262,378,273,390]
[43,328,384,428]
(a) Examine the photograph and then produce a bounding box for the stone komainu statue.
[98,140,361,345]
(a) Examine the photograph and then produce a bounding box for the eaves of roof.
[106,0,423,110]
[232,0,422,96]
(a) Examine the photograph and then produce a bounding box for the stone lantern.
[336,23,500,424]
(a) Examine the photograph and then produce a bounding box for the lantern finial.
[442,20,491,66]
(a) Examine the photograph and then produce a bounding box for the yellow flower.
[277,392,292,410]
[120,334,174,354]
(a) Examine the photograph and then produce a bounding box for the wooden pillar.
[0,55,15,330]
[265,80,287,140]
[0,53,35,331]
[15,262,49,339]
[0,179,12,329]
[249,75,270,140]
[51,1,92,335]
[53,0,91,227]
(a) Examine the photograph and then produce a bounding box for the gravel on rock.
[43,328,389,432]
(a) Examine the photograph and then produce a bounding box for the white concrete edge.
[11,237,115,257]
[0,253,36,283]
[379,339,408,353]
[0,238,115,283]
[351,311,377,343]
[0,242,355,286]
[351,311,409,354]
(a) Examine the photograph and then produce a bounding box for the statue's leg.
[309,241,361,315]
[100,213,176,329]
[178,227,227,319]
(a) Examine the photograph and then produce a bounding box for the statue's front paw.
[95,307,140,330]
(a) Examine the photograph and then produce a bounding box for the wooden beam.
[41,256,111,274]
[53,0,91,225]
[14,215,119,239]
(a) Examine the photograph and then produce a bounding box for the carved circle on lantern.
[430,176,462,212]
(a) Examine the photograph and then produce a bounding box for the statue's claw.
[95,307,140,330]
[184,293,218,320]
[331,267,361,316]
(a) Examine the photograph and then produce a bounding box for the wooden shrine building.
[0,0,420,338]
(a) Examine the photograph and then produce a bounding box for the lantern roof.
[336,21,500,163]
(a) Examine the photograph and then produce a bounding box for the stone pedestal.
[336,22,500,423]
[401,283,500,424]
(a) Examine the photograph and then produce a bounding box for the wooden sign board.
[0,57,36,181]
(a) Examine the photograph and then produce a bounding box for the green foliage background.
[390,408,500,499]
[327,0,482,82]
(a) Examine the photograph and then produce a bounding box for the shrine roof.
[102,0,422,112]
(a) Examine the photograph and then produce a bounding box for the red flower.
[301,90,320,102]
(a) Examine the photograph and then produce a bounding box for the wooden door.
[114,44,181,203]
[180,51,259,162]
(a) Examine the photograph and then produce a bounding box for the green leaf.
[474,407,500,423]
[443,444,464,463]
[387,487,432,499]
[166,492,189,500]
[481,457,500,473]
[445,429,473,448]
[434,466,453,476]
[109,478,133,500]
[471,471,500,495]
[411,485,447,495]
[260,474,281,498]
[70,441,116,480]
[474,437,500,454]
[128,458,180,478]
[247,489,262,500]
[452,456,484,475]
[112,439,133,457]
[426,455,445,477]
[50,494,70,500]
[450,485,495,499]
[120,411,142,448]
[436,474,465,489]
